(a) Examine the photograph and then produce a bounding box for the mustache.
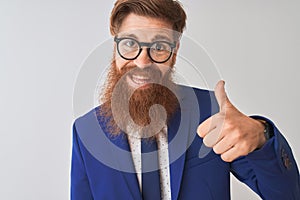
[119,64,163,80]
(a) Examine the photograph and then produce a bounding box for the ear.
[172,41,180,57]
[174,41,180,54]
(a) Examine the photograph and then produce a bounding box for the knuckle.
[236,143,250,156]
[234,130,243,141]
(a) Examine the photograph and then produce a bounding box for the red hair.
[110,0,187,36]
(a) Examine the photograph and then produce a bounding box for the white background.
[1,0,299,199]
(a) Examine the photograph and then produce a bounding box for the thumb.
[215,80,230,111]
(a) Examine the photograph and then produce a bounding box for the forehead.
[118,13,175,41]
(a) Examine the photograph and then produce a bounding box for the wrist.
[256,119,274,148]
[256,119,267,148]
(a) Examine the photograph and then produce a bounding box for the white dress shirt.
[128,127,171,200]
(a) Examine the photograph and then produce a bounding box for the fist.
[197,81,266,162]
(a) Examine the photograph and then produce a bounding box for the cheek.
[158,56,176,76]
[115,54,128,71]
[158,66,170,77]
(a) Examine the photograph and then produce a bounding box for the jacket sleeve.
[70,122,94,200]
[230,116,300,199]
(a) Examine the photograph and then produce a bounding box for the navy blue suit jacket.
[71,86,300,199]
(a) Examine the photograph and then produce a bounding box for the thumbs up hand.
[197,80,267,162]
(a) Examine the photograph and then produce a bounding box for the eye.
[152,42,170,51]
[124,39,137,48]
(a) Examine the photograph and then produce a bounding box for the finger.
[197,115,217,138]
[220,146,244,162]
[212,136,234,155]
[202,126,223,147]
[197,117,213,138]
[214,80,230,112]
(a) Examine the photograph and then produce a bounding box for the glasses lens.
[150,41,173,63]
[118,38,140,59]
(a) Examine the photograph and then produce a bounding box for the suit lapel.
[168,86,201,200]
[168,107,192,200]
[76,109,142,199]
[109,132,142,200]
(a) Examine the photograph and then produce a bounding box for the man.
[71,0,300,199]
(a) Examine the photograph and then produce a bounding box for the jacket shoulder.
[73,106,101,127]
[178,84,218,113]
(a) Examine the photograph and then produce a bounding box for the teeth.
[132,75,149,80]
[131,75,150,85]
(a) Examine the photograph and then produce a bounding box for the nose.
[133,48,152,69]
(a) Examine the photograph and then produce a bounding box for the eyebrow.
[117,33,173,42]
[152,35,173,42]
[118,33,138,39]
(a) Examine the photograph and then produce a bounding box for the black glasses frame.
[114,37,176,64]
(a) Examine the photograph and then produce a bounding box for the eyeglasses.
[114,37,176,63]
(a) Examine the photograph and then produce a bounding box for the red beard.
[98,59,179,139]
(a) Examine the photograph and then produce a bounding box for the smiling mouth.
[127,74,155,89]
[132,75,151,84]
[126,74,159,89]
[124,66,163,89]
